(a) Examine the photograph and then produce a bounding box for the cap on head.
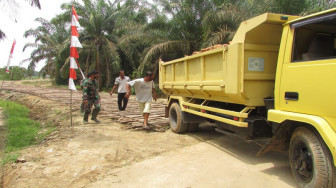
[88,70,99,77]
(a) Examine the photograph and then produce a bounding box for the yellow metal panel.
[274,25,290,109]
[268,110,336,166]
[279,60,336,130]
[225,44,240,94]
[245,43,279,52]
[204,52,224,81]
[165,64,173,82]
[184,108,248,128]
[244,74,275,80]
[174,62,185,82]
[159,61,165,90]
[187,58,201,81]
[162,47,226,65]
[232,13,300,44]
[245,24,283,45]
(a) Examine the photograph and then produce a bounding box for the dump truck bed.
[159,13,300,106]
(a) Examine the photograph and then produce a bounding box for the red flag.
[6,39,16,73]
[72,6,79,20]
[69,6,82,90]
[70,47,79,58]
[69,68,77,80]
[71,26,79,37]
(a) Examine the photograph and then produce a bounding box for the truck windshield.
[291,12,336,62]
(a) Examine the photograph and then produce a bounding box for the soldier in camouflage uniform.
[82,70,101,124]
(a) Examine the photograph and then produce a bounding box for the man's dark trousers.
[118,92,128,111]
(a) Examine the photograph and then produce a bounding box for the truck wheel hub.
[294,143,313,182]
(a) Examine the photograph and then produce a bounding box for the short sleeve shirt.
[115,76,130,93]
[128,78,155,103]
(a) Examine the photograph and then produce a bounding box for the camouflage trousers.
[82,99,101,114]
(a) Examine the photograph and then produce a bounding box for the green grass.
[0,100,54,165]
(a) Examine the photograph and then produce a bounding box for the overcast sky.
[0,0,72,71]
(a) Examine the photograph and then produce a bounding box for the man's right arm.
[110,84,117,96]
[125,83,131,99]
[82,80,89,104]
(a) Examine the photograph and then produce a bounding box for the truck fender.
[258,109,336,166]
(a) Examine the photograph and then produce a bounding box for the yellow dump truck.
[159,8,336,187]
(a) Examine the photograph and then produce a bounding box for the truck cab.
[269,9,336,187]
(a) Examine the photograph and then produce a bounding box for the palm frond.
[26,0,41,9]
[0,29,6,40]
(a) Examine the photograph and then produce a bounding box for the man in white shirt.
[125,71,157,129]
[110,70,131,111]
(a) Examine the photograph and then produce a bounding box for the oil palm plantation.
[23,17,69,83]
[128,0,218,76]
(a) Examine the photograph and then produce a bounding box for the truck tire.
[289,127,335,188]
[187,123,199,132]
[169,103,188,133]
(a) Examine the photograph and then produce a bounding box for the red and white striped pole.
[6,39,16,73]
[1,39,16,90]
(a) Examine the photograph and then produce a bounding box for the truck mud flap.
[257,125,292,156]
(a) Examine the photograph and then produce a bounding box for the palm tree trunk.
[96,45,99,72]
[85,52,90,76]
[104,52,111,88]
[96,44,101,90]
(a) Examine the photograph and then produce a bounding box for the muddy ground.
[0,80,295,188]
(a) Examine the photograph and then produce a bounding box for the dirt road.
[0,80,295,188]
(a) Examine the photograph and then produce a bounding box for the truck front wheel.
[169,103,188,133]
[289,127,335,188]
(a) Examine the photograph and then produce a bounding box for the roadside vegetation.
[0,67,40,81]
[0,100,54,165]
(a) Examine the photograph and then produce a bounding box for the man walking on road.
[110,70,130,111]
[125,71,157,129]
[82,70,101,124]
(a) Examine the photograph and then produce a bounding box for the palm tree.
[22,17,69,83]
[116,0,157,76]
[61,0,122,88]
[202,2,248,47]
[128,0,218,76]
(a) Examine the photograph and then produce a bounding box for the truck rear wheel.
[169,103,188,133]
[289,127,335,188]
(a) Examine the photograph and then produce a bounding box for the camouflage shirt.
[82,78,100,100]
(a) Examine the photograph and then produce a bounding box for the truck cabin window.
[291,13,336,62]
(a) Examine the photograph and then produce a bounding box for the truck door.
[279,13,336,122]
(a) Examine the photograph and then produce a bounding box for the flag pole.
[69,3,82,127]
[70,89,73,126]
